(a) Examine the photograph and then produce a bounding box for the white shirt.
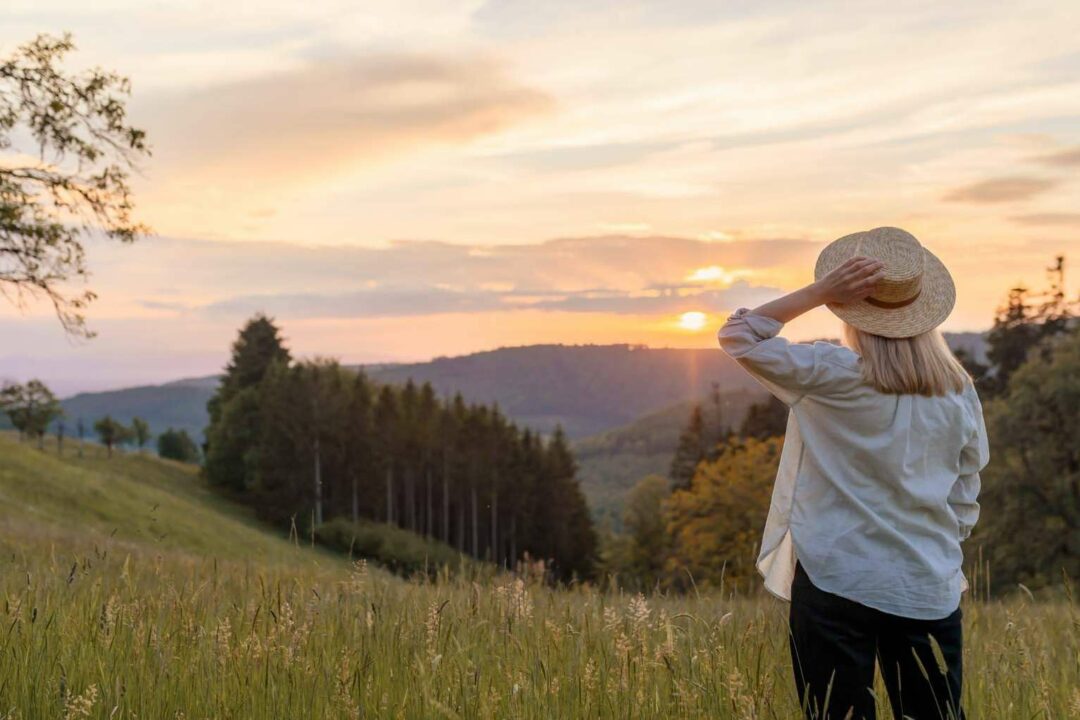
[718,307,990,620]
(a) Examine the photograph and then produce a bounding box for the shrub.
[315,518,469,577]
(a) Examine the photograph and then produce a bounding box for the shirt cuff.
[729,307,785,341]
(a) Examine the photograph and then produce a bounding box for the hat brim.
[814,238,955,339]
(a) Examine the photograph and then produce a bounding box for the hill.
[56,343,764,441]
[0,420,1067,717]
[51,334,988,445]
[573,387,767,523]
[0,432,322,564]
[61,376,216,444]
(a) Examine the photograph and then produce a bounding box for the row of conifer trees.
[202,316,596,580]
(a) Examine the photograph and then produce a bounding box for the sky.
[2,0,1080,395]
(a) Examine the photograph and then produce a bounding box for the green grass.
[1,434,1078,718]
[0,433,326,564]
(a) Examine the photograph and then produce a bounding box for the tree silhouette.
[0,33,150,336]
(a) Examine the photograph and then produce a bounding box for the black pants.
[789,560,965,720]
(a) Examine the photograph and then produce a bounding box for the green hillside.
[0,424,1074,717]
[0,432,327,565]
[574,387,767,523]
[61,378,215,443]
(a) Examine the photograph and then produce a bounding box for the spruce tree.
[205,315,290,492]
[345,372,375,523]
[669,404,706,490]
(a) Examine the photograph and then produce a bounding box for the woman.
[718,227,989,720]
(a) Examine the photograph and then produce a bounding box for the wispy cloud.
[200,279,781,319]
[142,53,554,184]
[1011,212,1080,226]
[104,233,809,320]
[942,177,1058,204]
[1031,146,1080,166]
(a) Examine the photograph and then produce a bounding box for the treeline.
[604,256,1079,596]
[203,316,597,581]
[0,380,199,463]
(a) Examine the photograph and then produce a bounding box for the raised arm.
[751,256,885,323]
[717,256,885,405]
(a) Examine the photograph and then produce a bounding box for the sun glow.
[677,311,708,331]
[686,265,751,285]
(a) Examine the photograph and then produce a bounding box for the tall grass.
[2,543,1079,718]
[1,435,1078,718]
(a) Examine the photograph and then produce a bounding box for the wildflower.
[628,594,651,631]
[425,601,442,657]
[63,685,98,720]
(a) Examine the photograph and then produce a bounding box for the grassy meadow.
[1,434,1079,719]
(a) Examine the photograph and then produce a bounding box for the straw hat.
[814,227,955,339]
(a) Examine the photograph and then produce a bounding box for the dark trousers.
[788,560,965,720]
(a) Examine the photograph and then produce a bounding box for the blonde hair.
[843,323,970,397]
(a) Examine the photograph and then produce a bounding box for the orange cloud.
[942,176,1057,204]
[141,53,554,185]
[1031,146,1080,167]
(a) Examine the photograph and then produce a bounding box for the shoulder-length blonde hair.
[843,323,971,396]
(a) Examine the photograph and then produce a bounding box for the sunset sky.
[3,1,1080,394]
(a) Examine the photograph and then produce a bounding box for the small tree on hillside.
[158,428,200,464]
[131,417,151,452]
[94,415,129,458]
[620,474,672,590]
[0,380,61,448]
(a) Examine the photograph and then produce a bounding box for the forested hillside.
[573,387,767,522]
[202,316,597,580]
[54,332,985,445]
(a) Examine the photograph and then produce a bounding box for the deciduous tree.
[0,33,150,336]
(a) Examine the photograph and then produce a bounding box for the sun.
[677,311,708,331]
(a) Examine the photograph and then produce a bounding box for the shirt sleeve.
[717,307,845,407]
[949,387,989,542]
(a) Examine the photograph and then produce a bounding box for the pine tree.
[738,396,788,440]
[418,383,439,538]
[544,425,597,581]
[205,315,291,492]
[669,404,706,490]
[374,386,400,526]
[345,372,375,523]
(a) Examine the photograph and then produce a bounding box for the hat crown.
[851,227,924,304]
[814,225,955,339]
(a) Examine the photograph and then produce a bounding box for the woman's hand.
[812,256,886,305]
[743,255,886,324]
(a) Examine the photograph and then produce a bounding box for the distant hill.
[571,332,987,522]
[56,343,767,441]
[51,332,987,482]
[61,376,217,443]
[573,387,768,524]
[364,344,765,437]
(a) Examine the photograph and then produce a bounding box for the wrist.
[805,281,829,306]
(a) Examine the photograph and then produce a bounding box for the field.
[1,435,1078,719]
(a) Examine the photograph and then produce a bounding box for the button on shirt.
[718,308,989,620]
